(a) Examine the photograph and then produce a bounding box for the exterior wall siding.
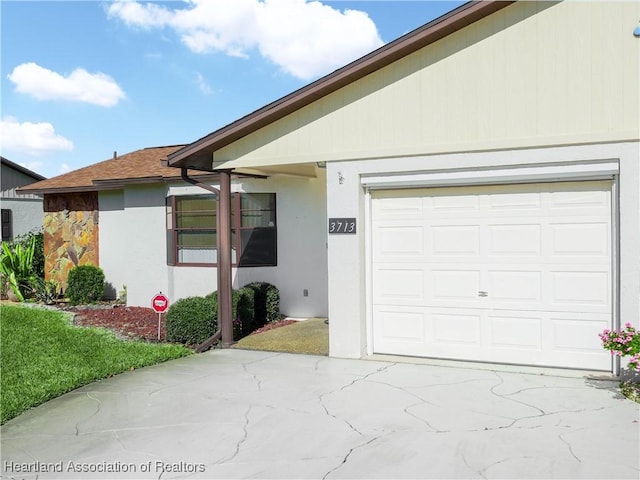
[1,163,41,192]
[215,1,639,168]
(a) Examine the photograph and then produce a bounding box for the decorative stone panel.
[43,193,99,291]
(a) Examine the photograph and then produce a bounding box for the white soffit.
[360,161,620,189]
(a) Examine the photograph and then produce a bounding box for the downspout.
[181,168,234,350]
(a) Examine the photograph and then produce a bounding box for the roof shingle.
[18,145,214,194]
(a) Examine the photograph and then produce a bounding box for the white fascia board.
[360,160,620,189]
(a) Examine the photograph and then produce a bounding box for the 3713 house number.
[328,218,356,234]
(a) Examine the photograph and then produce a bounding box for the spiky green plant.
[0,237,36,302]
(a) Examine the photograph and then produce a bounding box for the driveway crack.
[322,436,380,480]
[75,393,102,436]
[216,404,251,464]
[558,429,582,463]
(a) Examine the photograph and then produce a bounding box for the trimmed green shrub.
[166,296,217,345]
[235,287,255,338]
[66,265,105,305]
[207,289,255,340]
[245,282,280,325]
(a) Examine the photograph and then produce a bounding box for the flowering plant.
[599,323,640,372]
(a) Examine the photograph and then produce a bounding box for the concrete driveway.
[1,349,638,479]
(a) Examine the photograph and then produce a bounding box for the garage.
[370,180,613,370]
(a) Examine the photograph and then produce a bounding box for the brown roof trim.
[168,0,515,170]
[17,185,103,195]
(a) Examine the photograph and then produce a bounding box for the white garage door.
[371,181,612,370]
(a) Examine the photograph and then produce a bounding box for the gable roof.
[1,156,46,182]
[17,145,216,195]
[167,0,515,171]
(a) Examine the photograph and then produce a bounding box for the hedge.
[206,288,255,340]
[166,283,280,346]
[165,295,217,345]
[244,282,280,326]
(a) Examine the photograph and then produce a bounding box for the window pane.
[177,231,216,263]
[240,193,274,210]
[239,228,277,266]
[240,193,275,228]
[176,196,216,229]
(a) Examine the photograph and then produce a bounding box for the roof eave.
[167,0,515,171]
[16,185,102,196]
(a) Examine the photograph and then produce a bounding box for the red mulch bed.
[69,305,297,343]
[70,306,166,342]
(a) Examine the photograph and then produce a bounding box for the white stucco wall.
[99,171,328,317]
[99,186,170,303]
[326,142,640,360]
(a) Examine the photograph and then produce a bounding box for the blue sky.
[1,0,464,178]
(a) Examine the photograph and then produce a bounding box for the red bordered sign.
[151,293,169,314]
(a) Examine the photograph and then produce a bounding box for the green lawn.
[0,305,192,424]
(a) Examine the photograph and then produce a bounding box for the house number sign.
[328,218,356,234]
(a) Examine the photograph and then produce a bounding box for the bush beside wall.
[166,296,217,345]
[244,282,280,326]
[167,283,280,347]
[66,265,105,305]
[206,288,255,340]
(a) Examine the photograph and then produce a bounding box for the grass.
[234,318,329,355]
[0,305,192,424]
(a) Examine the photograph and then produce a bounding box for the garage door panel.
[549,188,609,209]
[374,225,424,257]
[550,315,610,353]
[488,224,542,255]
[371,181,612,370]
[550,271,610,307]
[432,225,480,255]
[372,306,426,355]
[488,191,542,210]
[432,194,480,211]
[432,270,480,300]
[488,315,542,349]
[551,223,609,256]
[372,195,423,217]
[433,313,482,346]
[487,270,542,302]
[373,268,424,302]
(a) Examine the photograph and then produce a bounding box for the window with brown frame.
[166,193,276,267]
[1,209,12,242]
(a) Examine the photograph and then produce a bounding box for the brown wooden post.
[218,169,234,347]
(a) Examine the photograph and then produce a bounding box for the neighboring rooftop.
[1,156,46,183]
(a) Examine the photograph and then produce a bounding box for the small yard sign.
[151,293,169,341]
[151,293,169,314]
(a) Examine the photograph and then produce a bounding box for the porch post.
[218,169,234,347]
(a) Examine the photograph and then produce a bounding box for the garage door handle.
[478,291,488,297]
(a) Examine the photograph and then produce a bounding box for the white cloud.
[7,63,126,107]
[59,163,72,175]
[106,0,384,80]
[0,117,74,156]
[195,72,213,95]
